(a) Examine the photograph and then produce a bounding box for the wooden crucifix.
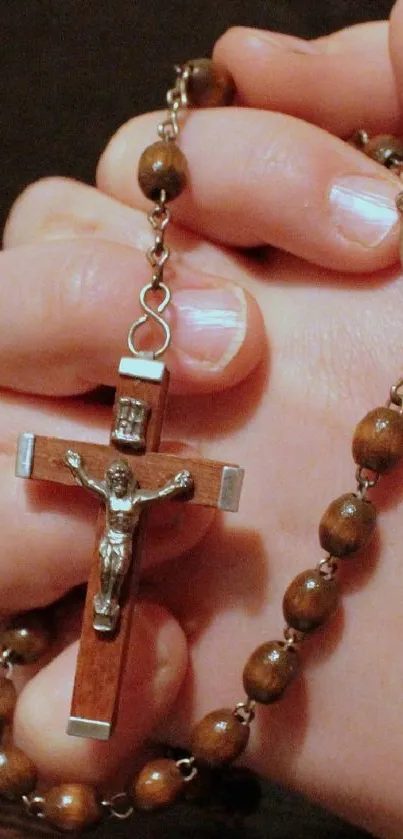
[15,357,244,741]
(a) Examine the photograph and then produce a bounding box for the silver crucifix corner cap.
[119,356,166,382]
[15,432,35,478]
[67,716,111,741]
[218,466,244,513]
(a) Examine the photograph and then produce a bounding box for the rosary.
[1,59,403,831]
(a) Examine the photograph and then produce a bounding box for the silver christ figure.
[65,449,193,633]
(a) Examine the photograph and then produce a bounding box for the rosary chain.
[22,794,45,818]
[355,465,380,500]
[0,648,14,678]
[128,64,191,359]
[157,64,190,141]
[176,756,198,783]
[101,792,134,821]
[283,625,306,648]
[317,555,339,580]
[387,377,403,412]
[233,699,256,726]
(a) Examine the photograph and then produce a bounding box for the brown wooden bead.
[0,612,50,664]
[283,569,339,633]
[0,680,16,721]
[133,758,185,810]
[364,134,403,167]
[319,492,376,557]
[42,784,101,831]
[352,407,403,473]
[138,141,188,202]
[191,708,249,768]
[186,58,235,107]
[243,641,299,704]
[0,747,37,796]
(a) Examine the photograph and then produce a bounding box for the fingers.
[4,175,245,281]
[0,391,214,612]
[3,176,153,251]
[0,212,264,397]
[214,22,400,137]
[14,601,187,781]
[96,108,401,273]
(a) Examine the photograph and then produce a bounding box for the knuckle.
[3,177,79,247]
[43,240,105,337]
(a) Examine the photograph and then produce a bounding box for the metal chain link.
[387,377,403,413]
[176,756,198,783]
[283,625,306,648]
[128,64,191,359]
[101,792,134,821]
[355,465,380,500]
[0,648,14,679]
[157,64,190,141]
[22,794,45,818]
[233,699,256,726]
[317,555,339,580]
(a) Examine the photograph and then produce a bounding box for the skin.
[3,4,403,836]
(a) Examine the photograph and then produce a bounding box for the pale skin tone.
[3,3,403,836]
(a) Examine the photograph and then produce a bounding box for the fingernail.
[171,280,247,370]
[329,176,399,247]
[245,28,322,54]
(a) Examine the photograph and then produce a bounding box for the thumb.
[12,601,187,783]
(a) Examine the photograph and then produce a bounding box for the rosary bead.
[243,641,300,704]
[0,747,37,796]
[364,134,403,168]
[0,680,16,722]
[0,612,50,664]
[138,140,188,202]
[42,784,101,831]
[133,758,185,810]
[319,492,376,557]
[283,569,339,633]
[186,58,235,107]
[191,708,250,768]
[352,407,403,473]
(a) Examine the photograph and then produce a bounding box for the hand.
[3,7,403,838]
[173,470,193,493]
[64,449,82,471]
[0,139,264,781]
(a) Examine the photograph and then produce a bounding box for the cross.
[15,357,244,741]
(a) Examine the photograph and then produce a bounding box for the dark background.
[0,1,395,837]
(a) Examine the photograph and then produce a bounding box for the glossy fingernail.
[172,280,247,370]
[329,176,399,247]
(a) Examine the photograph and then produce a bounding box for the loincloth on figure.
[99,530,131,577]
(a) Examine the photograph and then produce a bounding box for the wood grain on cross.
[15,358,243,741]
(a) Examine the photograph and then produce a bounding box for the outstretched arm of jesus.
[65,449,106,499]
[137,470,194,505]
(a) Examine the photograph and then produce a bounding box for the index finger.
[0,234,264,397]
[214,21,400,137]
